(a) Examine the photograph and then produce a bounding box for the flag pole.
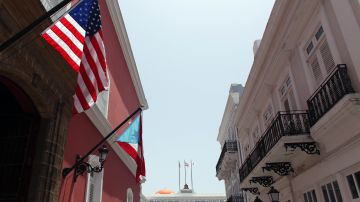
[0,0,72,51]
[184,160,187,186]
[191,160,194,191]
[62,107,142,178]
[178,161,181,191]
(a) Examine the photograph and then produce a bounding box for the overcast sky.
[117,0,275,196]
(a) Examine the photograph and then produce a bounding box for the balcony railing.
[307,64,354,126]
[239,111,310,182]
[216,141,238,175]
[226,195,244,202]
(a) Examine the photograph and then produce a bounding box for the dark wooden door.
[0,81,39,202]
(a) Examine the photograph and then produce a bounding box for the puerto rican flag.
[116,114,145,183]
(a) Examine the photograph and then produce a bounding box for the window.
[251,125,260,142]
[85,155,104,202]
[303,189,317,202]
[346,170,360,199]
[305,25,336,86]
[263,103,274,127]
[321,180,343,202]
[244,143,250,155]
[279,75,297,111]
[127,188,134,202]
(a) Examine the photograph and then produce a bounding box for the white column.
[329,0,360,89]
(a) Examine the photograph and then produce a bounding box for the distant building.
[145,187,226,202]
[216,84,244,202]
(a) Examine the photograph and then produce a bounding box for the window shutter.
[320,40,335,73]
[289,90,297,110]
[310,55,323,85]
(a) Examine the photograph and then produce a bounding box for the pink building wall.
[59,0,143,201]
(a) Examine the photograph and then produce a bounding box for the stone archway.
[0,72,73,201]
[0,76,40,201]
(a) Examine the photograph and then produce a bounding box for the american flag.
[42,0,108,113]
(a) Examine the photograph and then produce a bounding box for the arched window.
[127,188,134,202]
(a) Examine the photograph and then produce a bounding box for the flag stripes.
[42,0,109,114]
[73,32,108,113]
[42,14,85,72]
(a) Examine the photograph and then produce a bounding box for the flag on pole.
[116,114,145,183]
[184,161,189,167]
[41,0,109,113]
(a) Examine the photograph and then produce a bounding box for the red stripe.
[75,84,90,111]
[117,142,139,161]
[89,35,106,72]
[79,63,98,102]
[51,25,83,59]
[83,44,104,90]
[42,32,80,72]
[60,17,85,45]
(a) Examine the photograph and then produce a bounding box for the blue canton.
[117,116,140,144]
[69,0,102,36]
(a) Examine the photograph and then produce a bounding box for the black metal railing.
[216,141,238,175]
[307,64,354,126]
[239,111,310,182]
[226,195,244,202]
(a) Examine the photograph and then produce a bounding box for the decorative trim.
[105,0,148,109]
[242,187,260,195]
[249,176,274,187]
[284,142,320,155]
[86,105,137,176]
[262,162,294,176]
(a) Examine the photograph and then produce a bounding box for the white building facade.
[217,0,360,202]
[216,84,244,202]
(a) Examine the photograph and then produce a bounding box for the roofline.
[217,84,243,143]
[234,0,289,126]
[105,0,148,110]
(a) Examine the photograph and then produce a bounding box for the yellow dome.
[155,189,175,195]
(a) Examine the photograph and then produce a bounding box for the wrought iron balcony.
[307,64,354,126]
[239,111,310,182]
[216,141,238,175]
[226,195,244,202]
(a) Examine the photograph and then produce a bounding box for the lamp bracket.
[284,142,320,155]
[64,154,105,182]
[249,176,274,187]
[241,187,260,195]
[262,162,294,176]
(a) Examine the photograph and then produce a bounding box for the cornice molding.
[105,0,148,109]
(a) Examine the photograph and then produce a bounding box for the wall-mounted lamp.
[63,145,109,182]
[254,196,263,202]
[267,186,280,202]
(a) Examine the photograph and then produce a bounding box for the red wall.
[59,0,142,201]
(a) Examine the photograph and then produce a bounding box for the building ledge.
[310,93,360,153]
